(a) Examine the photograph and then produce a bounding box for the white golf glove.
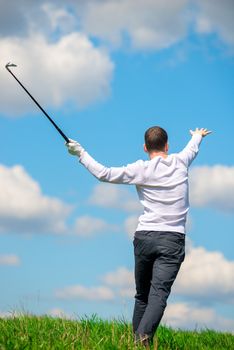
[66,138,85,157]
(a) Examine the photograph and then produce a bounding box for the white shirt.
[79,134,202,234]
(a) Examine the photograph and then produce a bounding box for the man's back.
[136,153,190,233]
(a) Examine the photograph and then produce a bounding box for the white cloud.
[0,1,32,37]
[81,0,234,51]
[82,0,189,50]
[101,267,134,300]
[48,308,73,319]
[1,0,234,57]
[190,165,234,213]
[0,311,13,318]
[194,0,234,47]
[185,214,192,232]
[119,287,135,299]
[0,164,71,234]
[124,215,139,239]
[102,267,135,299]
[41,3,76,34]
[89,183,141,212]
[163,302,234,332]
[102,267,134,287]
[74,215,118,236]
[0,254,21,266]
[0,1,83,39]
[0,32,113,116]
[0,310,21,318]
[174,245,234,303]
[55,285,115,301]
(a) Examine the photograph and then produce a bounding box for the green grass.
[0,315,233,349]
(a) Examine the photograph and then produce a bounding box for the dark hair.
[144,126,168,152]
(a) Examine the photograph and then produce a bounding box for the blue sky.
[0,0,234,331]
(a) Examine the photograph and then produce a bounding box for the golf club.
[5,62,69,143]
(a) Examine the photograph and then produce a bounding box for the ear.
[143,144,148,153]
[165,143,169,152]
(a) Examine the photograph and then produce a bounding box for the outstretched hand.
[66,138,84,157]
[190,128,212,137]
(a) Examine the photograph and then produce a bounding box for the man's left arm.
[178,128,212,167]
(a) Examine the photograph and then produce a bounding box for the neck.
[149,151,168,160]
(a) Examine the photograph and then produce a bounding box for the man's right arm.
[178,128,212,167]
[65,139,144,184]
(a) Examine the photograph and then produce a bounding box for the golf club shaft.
[6,65,69,143]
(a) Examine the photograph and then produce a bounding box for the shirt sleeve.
[178,134,202,167]
[79,151,144,185]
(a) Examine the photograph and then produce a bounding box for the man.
[66,126,211,348]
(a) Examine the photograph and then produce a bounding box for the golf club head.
[5,62,17,69]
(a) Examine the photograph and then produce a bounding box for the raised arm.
[66,139,144,185]
[178,128,212,167]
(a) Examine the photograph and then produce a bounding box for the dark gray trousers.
[132,230,185,339]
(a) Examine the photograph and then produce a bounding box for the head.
[144,126,169,156]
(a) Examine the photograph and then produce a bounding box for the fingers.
[189,128,212,137]
[68,138,76,143]
[202,128,212,136]
[65,138,77,146]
